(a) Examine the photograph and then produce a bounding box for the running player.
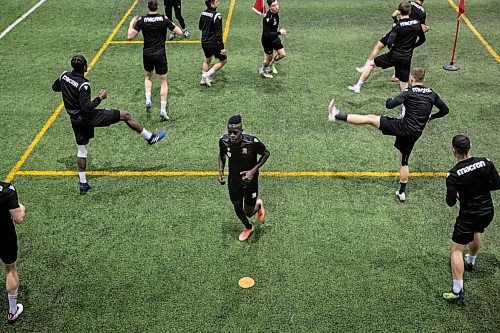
[128,0,183,120]
[330,68,449,201]
[199,0,227,87]
[348,1,425,94]
[259,0,288,78]
[165,0,190,40]
[442,135,500,304]
[52,55,167,194]
[218,115,270,241]
[0,182,25,323]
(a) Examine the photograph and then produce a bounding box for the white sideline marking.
[0,0,47,40]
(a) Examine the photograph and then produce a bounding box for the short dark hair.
[411,67,425,82]
[452,135,471,155]
[228,115,242,125]
[148,0,159,11]
[267,0,277,6]
[398,1,411,16]
[71,55,87,72]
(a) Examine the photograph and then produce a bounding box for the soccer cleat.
[8,303,23,323]
[145,101,152,119]
[395,190,406,202]
[238,226,254,242]
[79,182,92,195]
[159,111,170,121]
[148,130,167,145]
[200,77,206,85]
[264,67,273,73]
[271,65,278,74]
[182,28,190,39]
[328,99,339,122]
[356,66,365,73]
[348,85,361,93]
[390,75,399,83]
[168,31,175,41]
[256,199,266,222]
[261,72,273,79]
[464,254,474,272]
[205,76,213,87]
[443,290,465,304]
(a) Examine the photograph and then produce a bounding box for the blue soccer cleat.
[148,130,167,145]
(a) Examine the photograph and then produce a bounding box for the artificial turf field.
[0,0,499,332]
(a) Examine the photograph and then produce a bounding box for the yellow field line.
[223,0,236,43]
[448,0,500,62]
[109,40,201,44]
[3,0,140,183]
[15,170,448,178]
[111,0,237,45]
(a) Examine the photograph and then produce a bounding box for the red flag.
[252,0,266,16]
[458,0,465,19]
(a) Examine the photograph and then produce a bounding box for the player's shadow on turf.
[58,154,169,172]
[221,220,266,244]
[464,253,499,280]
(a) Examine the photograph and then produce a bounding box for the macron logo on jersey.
[202,12,214,18]
[144,16,164,23]
[62,74,79,88]
[411,2,425,12]
[412,87,432,94]
[456,161,486,176]
[400,20,420,27]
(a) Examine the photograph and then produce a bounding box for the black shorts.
[202,46,227,61]
[0,230,18,265]
[379,116,419,155]
[452,211,494,245]
[374,53,411,82]
[164,0,181,5]
[262,38,284,55]
[143,51,168,75]
[228,178,259,207]
[70,109,121,145]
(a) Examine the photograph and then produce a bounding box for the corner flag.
[444,0,465,71]
[252,0,266,16]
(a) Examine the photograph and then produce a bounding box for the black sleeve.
[1,184,20,210]
[430,93,449,120]
[386,24,398,47]
[134,17,143,31]
[253,138,266,155]
[445,173,458,207]
[79,84,101,113]
[219,138,226,156]
[52,78,61,92]
[386,90,407,109]
[199,14,203,31]
[166,17,176,31]
[488,160,500,191]
[215,14,224,49]
[414,28,426,48]
[421,13,427,25]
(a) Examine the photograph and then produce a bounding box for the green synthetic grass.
[0,0,499,332]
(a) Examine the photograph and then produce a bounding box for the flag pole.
[443,18,461,71]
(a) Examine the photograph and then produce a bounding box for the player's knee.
[120,110,132,121]
[77,144,88,158]
[221,58,228,66]
[145,72,153,80]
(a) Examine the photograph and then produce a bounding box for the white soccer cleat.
[328,99,339,121]
[159,111,170,121]
[200,77,206,85]
[182,28,190,39]
[348,85,361,93]
[168,32,175,41]
[8,303,23,323]
[356,66,365,73]
[395,190,406,202]
[205,76,213,87]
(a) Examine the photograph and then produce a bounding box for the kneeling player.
[259,0,287,78]
[331,68,449,200]
[442,135,500,303]
[218,115,270,241]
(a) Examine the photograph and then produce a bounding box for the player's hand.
[279,28,288,36]
[240,170,255,183]
[98,89,107,100]
[220,49,226,56]
[424,25,430,33]
[218,173,225,185]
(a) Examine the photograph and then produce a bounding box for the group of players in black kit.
[1,0,498,324]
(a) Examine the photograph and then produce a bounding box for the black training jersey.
[386,85,449,136]
[199,8,224,49]
[262,10,280,40]
[446,157,500,218]
[0,182,19,238]
[386,18,425,58]
[410,1,426,24]
[219,134,267,180]
[52,71,101,116]
[134,14,175,53]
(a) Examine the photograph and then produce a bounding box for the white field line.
[0,0,47,40]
